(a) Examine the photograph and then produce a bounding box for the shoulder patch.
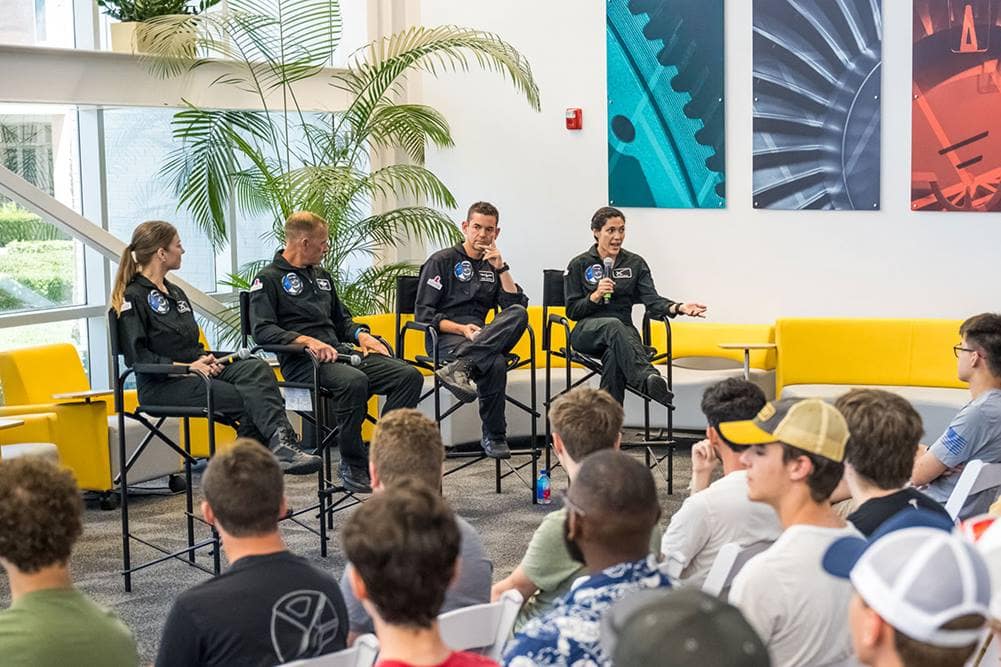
[454,260,473,282]
[147,290,170,315]
[426,275,443,291]
[282,272,304,296]
[249,278,264,292]
[120,300,133,313]
[177,300,192,314]
[316,278,331,291]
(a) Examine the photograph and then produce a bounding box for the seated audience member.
[156,439,348,667]
[661,378,781,587]
[964,515,1001,663]
[492,387,661,627]
[912,313,1001,518]
[343,483,498,667]
[834,389,950,536]
[720,398,860,667]
[502,450,670,666]
[0,458,138,667]
[340,409,492,641]
[600,588,770,667]
[823,510,990,667]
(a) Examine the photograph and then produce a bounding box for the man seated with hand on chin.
[415,201,529,459]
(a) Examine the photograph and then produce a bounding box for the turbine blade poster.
[752,0,883,210]
[606,0,726,209]
[912,0,1001,212]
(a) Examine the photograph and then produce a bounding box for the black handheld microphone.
[215,348,252,365]
[603,257,614,303]
[335,353,362,367]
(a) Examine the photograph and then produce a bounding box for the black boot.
[644,373,674,407]
[268,427,322,475]
[435,359,477,403]
[481,436,512,459]
[338,462,373,494]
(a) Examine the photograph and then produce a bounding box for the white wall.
[417,0,1001,323]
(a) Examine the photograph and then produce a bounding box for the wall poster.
[913,0,1001,212]
[752,0,883,210]
[607,0,726,209]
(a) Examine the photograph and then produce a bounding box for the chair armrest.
[132,363,193,375]
[403,320,432,333]
[547,313,569,325]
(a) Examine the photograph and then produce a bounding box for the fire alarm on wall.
[565,108,583,130]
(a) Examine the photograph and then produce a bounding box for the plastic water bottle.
[536,470,552,505]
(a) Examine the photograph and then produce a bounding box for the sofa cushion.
[781,384,969,443]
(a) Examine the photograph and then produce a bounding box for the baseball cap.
[823,509,990,648]
[960,514,1001,619]
[600,588,770,667]
[718,398,849,462]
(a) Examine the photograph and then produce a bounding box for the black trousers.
[430,304,529,440]
[282,352,423,469]
[569,316,656,404]
[137,357,290,443]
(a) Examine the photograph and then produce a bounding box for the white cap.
[850,527,991,647]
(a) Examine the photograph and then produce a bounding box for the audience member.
[0,457,138,667]
[492,387,661,628]
[835,389,950,536]
[964,514,1001,665]
[343,483,497,667]
[502,450,669,666]
[661,378,781,586]
[720,398,860,667]
[340,409,492,641]
[156,439,348,666]
[823,510,989,667]
[600,588,770,667]
[912,313,1001,518]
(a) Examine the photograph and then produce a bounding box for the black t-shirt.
[155,551,348,667]
[847,488,951,537]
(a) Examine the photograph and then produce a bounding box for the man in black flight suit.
[415,201,529,459]
[249,212,424,493]
[565,205,707,405]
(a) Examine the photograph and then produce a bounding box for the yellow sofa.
[0,344,185,492]
[776,318,967,439]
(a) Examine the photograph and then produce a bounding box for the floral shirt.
[502,556,672,667]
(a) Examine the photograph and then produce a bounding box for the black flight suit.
[249,251,423,470]
[415,244,529,440]
[564,244,679,404]
[117,275,292,442]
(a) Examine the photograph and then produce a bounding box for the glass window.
[0,317,89,375]
[0,0,75,48]
[103,107,218,293]
[0,105,85,315]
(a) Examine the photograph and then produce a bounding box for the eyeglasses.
[954,345,976,358]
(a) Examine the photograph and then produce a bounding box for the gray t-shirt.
[339,516,492,634]
[926,388,1001,518]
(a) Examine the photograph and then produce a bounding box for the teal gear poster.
[606,0,726,209]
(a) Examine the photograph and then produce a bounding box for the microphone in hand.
[603,257,614,303]
[335,353,362,367]
[216,348,252,365]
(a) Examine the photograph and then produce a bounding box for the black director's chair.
[238,291,365,558]
[540,269,677,493]
[393,275,541,503]
[109,308,227,592]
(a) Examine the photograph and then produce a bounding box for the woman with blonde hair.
[110,221,320,474]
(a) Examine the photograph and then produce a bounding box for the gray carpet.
[0,438,694,664]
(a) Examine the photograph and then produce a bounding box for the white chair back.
[282,633,379,667]
[702,540,773,600]
[945,460,1001,520]
[438,589,524,661]
[966,629,999,667]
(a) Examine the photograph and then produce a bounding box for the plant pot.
[109,20,196,56]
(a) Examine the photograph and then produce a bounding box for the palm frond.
[332,261,420,315]
[363,103,453,164]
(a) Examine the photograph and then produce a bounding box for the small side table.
[718,343,777,381]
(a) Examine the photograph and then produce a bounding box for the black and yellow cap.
[718,398,849,463]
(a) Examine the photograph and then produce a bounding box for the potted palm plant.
[97,0,219,55]
[143,0,540,329]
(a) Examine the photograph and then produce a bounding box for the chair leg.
[495,458,502,494]
[118,409,132,592]
[207,419,220,576]
[182,418,196,565]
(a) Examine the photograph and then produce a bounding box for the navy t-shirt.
[847,488,951,537]
[156,551,348,667]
